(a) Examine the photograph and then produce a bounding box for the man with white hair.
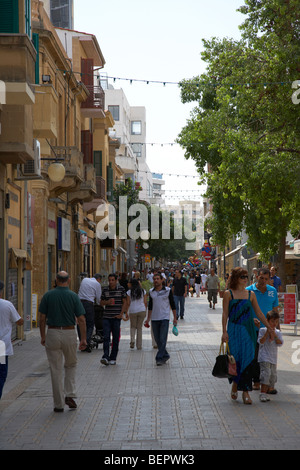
[0,280,24,399]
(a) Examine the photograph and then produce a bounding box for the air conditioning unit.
[23,139,41,178]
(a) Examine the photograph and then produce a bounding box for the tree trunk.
[276,236,286,290]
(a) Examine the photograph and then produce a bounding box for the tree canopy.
[177,0,300,262]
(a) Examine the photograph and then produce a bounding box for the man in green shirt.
[206,268,220,309]
[39,271,86,412]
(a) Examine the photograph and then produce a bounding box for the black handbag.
[212,342,237,378]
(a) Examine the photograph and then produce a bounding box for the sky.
[74,0,245,205]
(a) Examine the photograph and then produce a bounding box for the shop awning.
[9,248,32,270]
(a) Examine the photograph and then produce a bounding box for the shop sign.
[57,217,70,251]
[278,292,297,326]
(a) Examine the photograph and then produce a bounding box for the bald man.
[39,271,86,412]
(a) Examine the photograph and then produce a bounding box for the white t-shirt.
[0,299,21,356]
[127,289,146,314]
[258,327,283,365]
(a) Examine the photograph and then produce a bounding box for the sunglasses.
[240,275,248,279]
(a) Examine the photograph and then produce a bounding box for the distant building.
[152,173,165,206]
[104,87,154,204]
[43,0,74,29]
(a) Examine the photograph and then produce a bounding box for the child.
[257,310,283,402]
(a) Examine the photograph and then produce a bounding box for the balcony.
[81,84,105,118]
[68,164,97,204]
[0,34,36,164]
[46,146,84,196]
[83,175,106,214]
[33,84,58,139]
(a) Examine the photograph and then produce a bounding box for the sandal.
[231,385,238,400]
[242,392,252,405]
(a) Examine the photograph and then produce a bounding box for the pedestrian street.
[1,294,300,451]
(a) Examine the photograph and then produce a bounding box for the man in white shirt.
[78,274,102,351]
[0,280,24,399]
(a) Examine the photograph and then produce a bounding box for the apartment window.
[108,105,119,121]
[131,143,142,158]
[94,151,102,177]
[0,0,19,33]
[131,121,142,135]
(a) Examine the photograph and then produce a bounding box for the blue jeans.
[174,295,185,318]
[151,320,170,363]
[0,356,8,399]
[102,318,121,361]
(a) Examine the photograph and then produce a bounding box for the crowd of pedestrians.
[0,262,291,413]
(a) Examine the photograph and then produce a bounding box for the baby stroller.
[90,304,104,349]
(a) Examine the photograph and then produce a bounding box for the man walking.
[39,271,87,412]
[270,266,282,292]
[246,267,279,390]
[206,268,220,309]
[145,273,177,366]
[172,269,187,319]
[0,281,24,399]
[100,273,127,366]
[78,273,102,351]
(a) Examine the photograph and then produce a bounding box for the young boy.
[257,310,283,402]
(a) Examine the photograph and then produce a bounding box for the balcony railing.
[81,84,105,111]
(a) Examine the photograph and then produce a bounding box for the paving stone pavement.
[1,294,300,452]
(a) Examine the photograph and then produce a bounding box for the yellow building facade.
[0,0,126,337]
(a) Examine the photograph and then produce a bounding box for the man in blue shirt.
[246,267,279,391]
[270,266,282,292]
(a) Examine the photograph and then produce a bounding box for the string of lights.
[57,68,296,91]
[102,75,295,89]
[137,170,200,178]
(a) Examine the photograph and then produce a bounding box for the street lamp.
[47,162,66,182]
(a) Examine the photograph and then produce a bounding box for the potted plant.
[219,278,226,298]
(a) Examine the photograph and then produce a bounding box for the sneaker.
[130,342,135,349]
[100,358,109,366]
[156,361,163,366]
[259,393,270,402]
[109,360,116,365]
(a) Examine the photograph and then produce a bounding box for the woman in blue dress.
[222,267,274,404]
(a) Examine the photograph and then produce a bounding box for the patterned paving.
[1,295,300,450]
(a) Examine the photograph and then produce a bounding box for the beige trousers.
[45,328,77,409]
[129,311,146,349]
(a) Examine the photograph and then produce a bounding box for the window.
[0,0,19,33]
[131,143,142,158]
[25,0,31,37]
[32,33,39,84]
[108,105,119,121]
[131,121,142,135]
[94,151,102,177]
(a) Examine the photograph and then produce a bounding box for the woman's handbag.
[212,342,237,378]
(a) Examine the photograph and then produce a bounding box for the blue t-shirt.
[246,283,279,327]
[270,275,281,292]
